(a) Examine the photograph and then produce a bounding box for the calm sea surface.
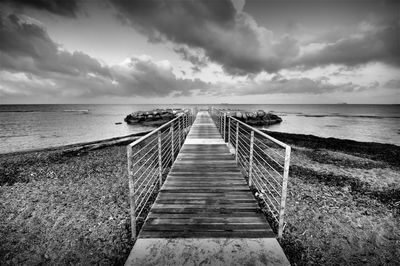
[0,104,399,153]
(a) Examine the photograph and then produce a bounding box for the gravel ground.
[264,131,400,266]
[1,132,399,265]
[0,145,135,265]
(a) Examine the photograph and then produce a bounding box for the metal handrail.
[209,107,291,238]
[127,108,197,239]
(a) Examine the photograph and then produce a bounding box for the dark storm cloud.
[110,0,400,75]
[0,13,111,78]
[1,0,81,17]
[110,0,293,74]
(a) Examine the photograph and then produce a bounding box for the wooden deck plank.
[139,230,275,238]
[141,224,270,231]
[146,217,266,224]
[138,111,274,239]
[147,212,263,219]
[157,195,256,200]
[155,199,258,204]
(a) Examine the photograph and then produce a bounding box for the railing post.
[158,131,162,187]
[235,122,239,163]
[227,116,231,144]
[248,131,254,186]
[170,123,175,163]
[278,146,291,238]
[127,146,136,239]
[223,113,227,142]
[178,116,182,146]
[220,114,223,134]
[221,114,223,135]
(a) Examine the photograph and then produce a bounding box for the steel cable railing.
[127,108,197,239]
[209,107,291,238]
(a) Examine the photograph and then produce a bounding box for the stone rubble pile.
[124,108,190,125]
[223,109,282,126]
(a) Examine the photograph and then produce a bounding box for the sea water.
[0,104,399,153]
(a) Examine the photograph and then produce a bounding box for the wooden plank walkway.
[139,111,274,238]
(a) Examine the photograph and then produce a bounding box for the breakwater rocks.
[124,108,190,127]
[223,110,282,126]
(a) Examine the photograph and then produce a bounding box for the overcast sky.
[0,0,399,104]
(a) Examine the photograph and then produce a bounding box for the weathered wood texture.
[139,111,274,238]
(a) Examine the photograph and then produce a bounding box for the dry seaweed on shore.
[265,130,400,168]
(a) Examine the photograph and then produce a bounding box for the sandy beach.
[1,131,399,265]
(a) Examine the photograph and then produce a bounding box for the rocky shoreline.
[0,131,399,265]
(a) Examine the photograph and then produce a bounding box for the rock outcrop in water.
[124,108,190,127]
[223,109,282,126]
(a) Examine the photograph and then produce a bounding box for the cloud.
[0,12,386,101]
[173,46,208,69]
[0,7,397,102]
[0,56,209,99]
[0,13,209,99]
[1,0,81,17]
[4,0,398,76]
[110,0,399,75]
[110,0,299,74]
[213,75,374,96]
[383,79,400,89]
[0,14,111,78]
[295,22,400,69]
[111,57,209,97]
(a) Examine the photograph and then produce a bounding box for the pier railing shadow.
[210,108,291,238]
[126,109,197,239]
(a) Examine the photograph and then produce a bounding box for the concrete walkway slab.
[125,238,290,266]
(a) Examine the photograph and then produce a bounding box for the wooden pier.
[139,111,274,238]
[125,111,290,265]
